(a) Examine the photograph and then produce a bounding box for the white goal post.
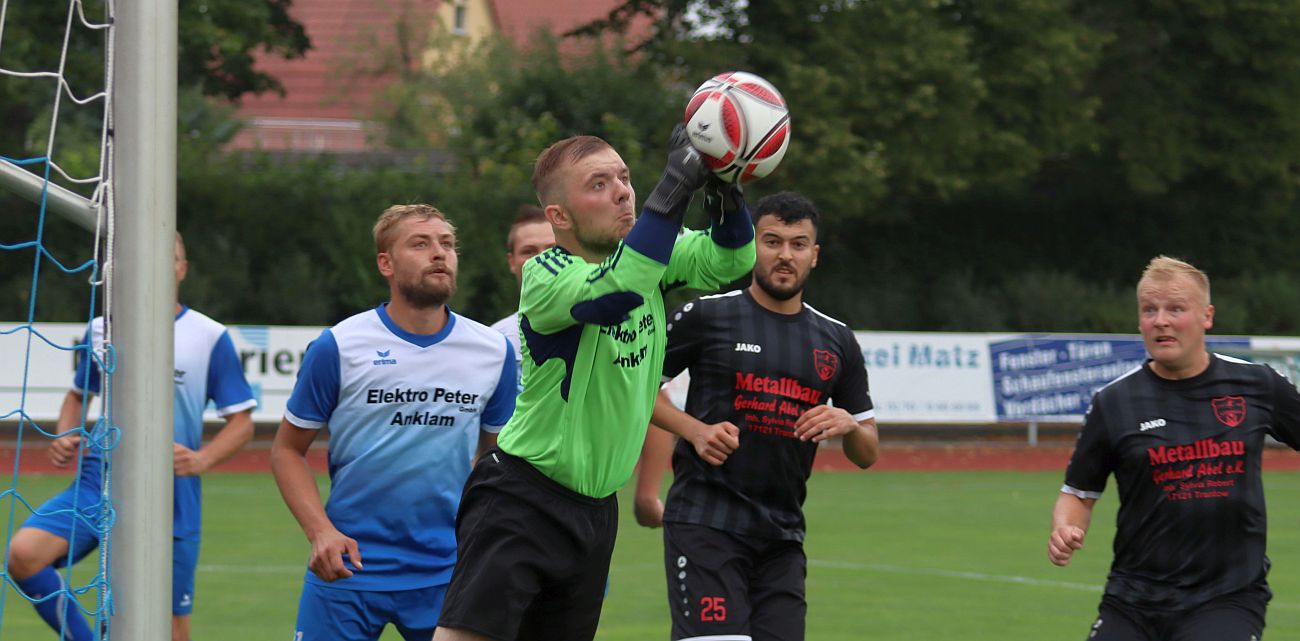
[108,0,177,639]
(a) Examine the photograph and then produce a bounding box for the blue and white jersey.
[489,311,524,392]
[73,307,257,538]
[285,304,517,591]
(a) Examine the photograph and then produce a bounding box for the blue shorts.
[23,467,201,616]
[172,535,199,616]
[295,582,447,641]
[22,464,106,570]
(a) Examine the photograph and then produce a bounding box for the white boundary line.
[809,559,1300,611]
[810,559,1102,592]
[198,564,303,574]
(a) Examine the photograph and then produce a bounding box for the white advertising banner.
[0,323,89,427]
[0,322,324,425]
[7,322,1300,426]
[225,324,324,423]
[853,331,997,423]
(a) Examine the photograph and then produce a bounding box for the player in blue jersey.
[271,204,517,641]
[490,205,555,386]
[7,232,257,641]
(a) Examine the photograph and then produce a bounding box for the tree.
[570,0,1300,333]
[0,0,309,161]
[0,2,308,323]
[179,0,311,101]
[1080,0,1300,197]
[577,0,1102,217]
[365,29,698,320]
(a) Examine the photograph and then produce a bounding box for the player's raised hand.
[48,433,82,468]
[794,405,857,443]
[173,443,210,476]
[702,178,744,222]
[644,124,711,221]
[1048,525,1086,566]
[689,421,740,466]
[308,526,363,582]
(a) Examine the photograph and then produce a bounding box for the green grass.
[3,470,1300,640]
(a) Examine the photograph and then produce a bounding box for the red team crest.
[1211,395,1246,427]
[813,349,838,381]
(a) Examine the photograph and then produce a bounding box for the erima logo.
[373,349,397,366]
[734,342,762,353]
[1139,418,1167,432]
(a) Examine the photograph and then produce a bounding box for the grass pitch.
[2,469,1299,640]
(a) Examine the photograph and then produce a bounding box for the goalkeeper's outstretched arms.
[662,177,757,294]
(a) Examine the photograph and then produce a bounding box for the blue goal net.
[0,0,118,638]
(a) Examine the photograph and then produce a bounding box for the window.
[452,1,467,35]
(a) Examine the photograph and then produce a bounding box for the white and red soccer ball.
[684,71,790,184]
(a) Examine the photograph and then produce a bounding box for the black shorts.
[1087,584,1269,641]
[438,449,618,641]
[663,521,806,641]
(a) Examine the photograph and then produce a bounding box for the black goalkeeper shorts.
[438,448,618,641]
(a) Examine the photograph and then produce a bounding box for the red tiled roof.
[237,0,441,121]
[232,0,656,151]
[488,0,654,50]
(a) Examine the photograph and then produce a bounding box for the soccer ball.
[683,71,791,184]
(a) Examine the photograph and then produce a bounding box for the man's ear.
[545,203,571,231]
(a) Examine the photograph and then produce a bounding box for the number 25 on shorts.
[700,596,727,622]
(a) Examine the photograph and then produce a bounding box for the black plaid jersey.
[660,289,873,541]
[1064,354,1300,609]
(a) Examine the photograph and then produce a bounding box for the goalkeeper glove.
[702,178,743,226]
[642,123,711,224]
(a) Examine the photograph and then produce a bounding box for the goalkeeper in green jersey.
[434,127,756,641]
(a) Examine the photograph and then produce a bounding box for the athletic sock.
[16,567,95,641]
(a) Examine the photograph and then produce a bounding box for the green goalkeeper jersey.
[497,224,754,498]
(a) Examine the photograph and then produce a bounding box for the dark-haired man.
[651,191,878,641]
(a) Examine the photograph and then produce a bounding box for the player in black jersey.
[650,191,879,641]
[1050,255,1300,641]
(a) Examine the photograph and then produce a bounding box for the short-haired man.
[650,191,878,641]
[7,232,257,641]
[272,204,516,641]
[490,204,555,386]
[434,127,756,641]
[1049,255,1300,640]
